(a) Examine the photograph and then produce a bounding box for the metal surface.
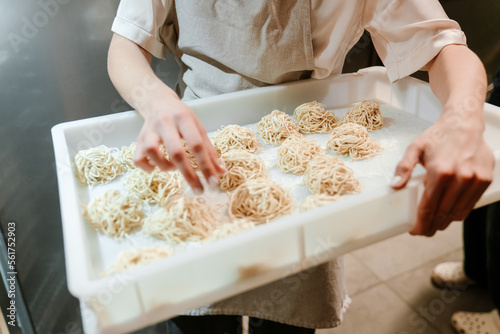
[0,0,177,333]
[0,0,499,333]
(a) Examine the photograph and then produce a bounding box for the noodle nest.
[219,149,267,191]
[326,123,383,160]
[143,197,223,243]
[74,145,124,185]
[293,101,338,133]
[257,110,301,145]
[341,100,383,131]
[277,136,324,175]
[83,190,144,238]
[304,155,362,196]
[228,177,294,224]
[125,167,184,206]
[103,246,174,275]
[119,142,137,170]
[211,125,260,154]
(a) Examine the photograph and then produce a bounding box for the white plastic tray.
[51,67,500,333]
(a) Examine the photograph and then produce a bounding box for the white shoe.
[431,262,476,288]
[451,309,500,334]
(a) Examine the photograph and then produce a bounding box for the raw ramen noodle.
[228,177,294,224]
[293,101,338,133]
[125,167,184,206]
[219,149,267,191]
[143,197,223,243]
[119,142,137,170]
[341,100,383,131]
[304,155,362,196]
[257,110,301,145]
[211,124,260,154]
[74,145,124,185]
[83,190,144,238]
[277,136,324,175]
[326,123,383,160]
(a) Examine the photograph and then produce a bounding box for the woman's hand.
[108,34,224,194]
[392,117,494,236]
[134,98,225,194]
[390,45,495,236]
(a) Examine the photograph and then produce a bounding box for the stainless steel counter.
[0,0,177,332]
[0,0,498,333]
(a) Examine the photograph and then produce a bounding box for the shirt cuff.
[385,29,467,83]
[111,16,167,59]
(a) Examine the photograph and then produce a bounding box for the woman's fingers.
[134,130,174,172]
[134,155,156,172]
[176,113,219,187]
[392,142,423,189]
[412,169,492,236]
[433,174,472,232]
[449,174,492,222]
[397,115,495,237]
[410,150,493,236]
[157,120,204,194]
[412,170,449,236]
[193,116,226,175]
[133,102,223,194]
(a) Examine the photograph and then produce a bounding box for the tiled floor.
[317,221,496,334]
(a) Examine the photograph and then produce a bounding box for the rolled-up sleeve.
[364,0,467,82]
[111,0,169,58]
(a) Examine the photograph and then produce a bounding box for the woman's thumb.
[391,142,423,189]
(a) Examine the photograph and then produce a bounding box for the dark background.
[0,0,499,332]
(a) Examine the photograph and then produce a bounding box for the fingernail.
[193,187,203,196]
[390,175,403,187]
[208,176,219,188]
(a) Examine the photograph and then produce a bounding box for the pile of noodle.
[277,136,324,175]
[143,197,223,243]
[83,190,144,238]
[219,149,267,191]
[293,101,338,133]
[211,125,260,154]
[228,177,294,224]
[74,145,124,185]
[304,155,362,196]
[341,100,383,131]
[257,110,301,145]
[326,123,383,160]
[125,167,184,206]
[119,142,137,170]
[102,246,174,275]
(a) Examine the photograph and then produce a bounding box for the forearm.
[107,33,179,117]
[427,44,487,132]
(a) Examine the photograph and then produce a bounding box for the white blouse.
[112,0,466,83]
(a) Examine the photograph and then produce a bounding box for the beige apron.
[166,0,349,328]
